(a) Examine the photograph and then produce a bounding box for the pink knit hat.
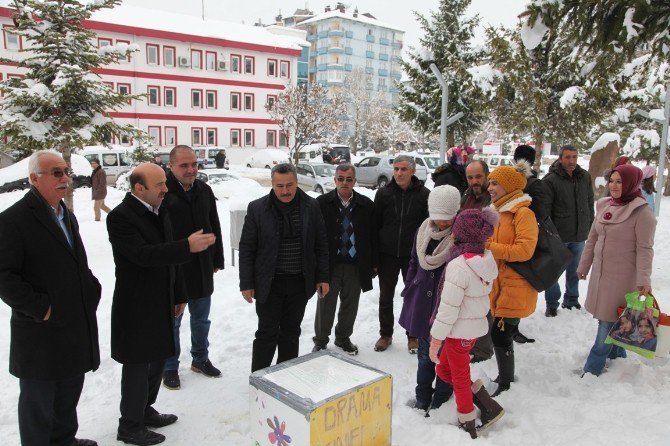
[641,165,657,179]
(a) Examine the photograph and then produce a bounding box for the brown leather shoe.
[374,336,392,352]
[407,336,419,354]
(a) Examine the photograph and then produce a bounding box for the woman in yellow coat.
[486,161,538,396]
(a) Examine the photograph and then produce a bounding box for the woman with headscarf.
[640,165,657,211]
[485,161,539,396]
[577,164,656,376]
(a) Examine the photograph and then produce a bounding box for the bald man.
[107,163,215,445]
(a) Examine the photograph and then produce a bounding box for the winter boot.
[457,410,478,439]
[492,346,514,397]
[472,379,505,430]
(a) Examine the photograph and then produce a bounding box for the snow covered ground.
[0,180,669,446]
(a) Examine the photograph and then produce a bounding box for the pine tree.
[396,0,488,148]
[0,0,145,210]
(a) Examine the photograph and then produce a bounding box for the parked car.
[290,144,323,163]
[354,155,428,188]
[0,153,92,193]
[322,144,351,165]
[402,152,441,174]
[296,163,336,194]
[79,145,134,184]
[196,168,239,184]
[484,154,515,168]
[244,148,290,169]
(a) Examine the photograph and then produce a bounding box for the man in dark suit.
[239,163,329,372]
[312,163,377,356]
[162,146,224,390]
[0,150,100,446]
[107,163,215,445]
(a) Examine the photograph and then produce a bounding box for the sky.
[122,0,528,51]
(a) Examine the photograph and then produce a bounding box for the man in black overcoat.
[107,163,215,445]
[0,150,101,446]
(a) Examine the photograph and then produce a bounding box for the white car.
[296,163,336,194]
[196,169,239,184]
[243,148,290,169]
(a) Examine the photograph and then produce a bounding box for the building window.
[148,126,161,146]
[120,133,132,146]
[279,132,288,147]
[266,95,277,110]
[206,51,217,71]
[147,86,160,106]
[206,90,217,109]
[97,37,112,48]
[280,61,290,78]
[206,128,217,146]
[244,93,254,111]
[230,54,241,73]
[165,127,177,146]
[3,26,21,50]
[116,39,131,62]
[103,81,114,90]
[244,129,254,147]
[266,130,277,147]
[244,56,255,74]
[230,129,240,147]
[164,87,176,107]
[146,44,159,65]
[192,128,203,146]
[117,83,131,104]
[230,92,241,110]
[267,59,277,77]
[191,89,203,108]
[191,49,202,69]
[163,46,175,67]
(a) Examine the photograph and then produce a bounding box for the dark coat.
[542,161,595,242]
[374,176,429,258]
[163,172,224,299]
[0,189,101,380]
[317,190,377,292]
[239,188,329,304]
[460,188,491,210]
[107,193,190,364]
[525,171,550,221]
[432,163,468,195]
[214,151,226,169]
[91,166,107,200]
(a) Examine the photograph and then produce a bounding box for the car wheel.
[378,176,389,188]
[315,185,324,194]
[246,164,252,168]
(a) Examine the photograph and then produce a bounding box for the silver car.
[296,163,336,194]
[354,155,428,188]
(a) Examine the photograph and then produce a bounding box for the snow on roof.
[298,9,404,33]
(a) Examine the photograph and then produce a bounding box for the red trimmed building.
[0,4,309,152]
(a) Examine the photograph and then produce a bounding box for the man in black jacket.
[239,163,329,372]
[313,164,377,356]
[374,155,430,353]
[542,145,595,317]
[514,145,549,221]
[0,150,100,446]
[108,163,215,445]
[161,146,224,390]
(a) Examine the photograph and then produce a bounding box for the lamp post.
[429,63,464,164]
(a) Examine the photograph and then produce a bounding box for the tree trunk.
[533,134,543,171]
[447,130,455,150]
[664,156,670,196]
[61,143,74,212]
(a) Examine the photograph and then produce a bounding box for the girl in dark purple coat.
[399,185,461,411]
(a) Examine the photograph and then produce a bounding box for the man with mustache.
[0,150,101,446]
[107,163,216,445]
[239,163,329,372]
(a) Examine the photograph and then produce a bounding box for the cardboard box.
[249,351,392,445]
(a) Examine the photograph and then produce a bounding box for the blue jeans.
[545,241,585,309]
[165,296,212,372]
[416,337,453,407]
[583,320,627,376]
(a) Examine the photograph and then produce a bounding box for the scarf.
[492,189,523,210]
[610,164,643,206]
[415,218,453,271]
[270,190,300,236]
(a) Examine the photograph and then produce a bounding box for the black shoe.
[561,302,581,310]
[72,439,98,446]
[334,339,359,355]
[513,331,536,343]
[470,355,490,364]
[312,343,327,353]
[411,398,430,411]
[191,359,221,378]
[162,370,180,390]
[144,412,178,428]
[545,308,558,317]
[117,429,165,445]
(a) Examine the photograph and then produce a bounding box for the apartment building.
[0,4,309,150]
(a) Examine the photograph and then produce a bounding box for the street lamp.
[429,63,464,164]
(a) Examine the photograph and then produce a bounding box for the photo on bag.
[607,308,658,358]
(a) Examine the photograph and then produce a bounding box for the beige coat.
[577,197,655,322]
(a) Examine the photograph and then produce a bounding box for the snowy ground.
[0,180,669,446]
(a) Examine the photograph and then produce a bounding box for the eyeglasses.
[38,168,73,178]
[336,176,355,183]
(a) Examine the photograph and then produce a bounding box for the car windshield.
[313,165,336,177]
[208,174,232,183]
[501,158,514,166]
[424,157,440,169]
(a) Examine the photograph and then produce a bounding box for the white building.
[0,4,309,151]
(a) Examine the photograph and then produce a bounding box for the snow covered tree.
[396,0,489,148]
[368,110,420,152]
[266,83,344,165]
[0,0,145,210]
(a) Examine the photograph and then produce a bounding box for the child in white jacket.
[429,207,504,439]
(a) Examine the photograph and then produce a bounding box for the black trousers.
[313,264,361,346]
[377,253,410,337]
[18,374,85,446]
[252,275,308,373]
[470,312,495,359]
[119,360,165,433]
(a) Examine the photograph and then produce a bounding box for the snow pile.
[467,64,502,92]
[590,133,620,154]
[649,108,666,121]
[559,86,586,109]
[520,19,549,50]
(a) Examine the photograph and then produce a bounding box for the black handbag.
[508,216,573,292]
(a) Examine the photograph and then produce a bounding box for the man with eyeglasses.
[312,164,377,356]
[0,150,101,446]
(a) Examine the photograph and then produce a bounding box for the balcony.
[393,40,403,49]
[317,30,328,39]
[345,64,353,71]
[366,34,375,43]
[309,66,317,74]
[391,70,402,79]
[379,37,390,46]
[378,68,388,76]
[327,63,344,70]
[379,53,389,61]
[328,43,344,53]
[345,30,354,38]
[365,67,374,75]
[306,34,317,42]
[366,51,375,59]
[317,64,327,71]
[328,28,345,37]
[317,47,328,55]
[345,46,353,55]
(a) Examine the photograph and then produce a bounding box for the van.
[192,147,228,169]
[322,144,351,165]
[78,146,134,184]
